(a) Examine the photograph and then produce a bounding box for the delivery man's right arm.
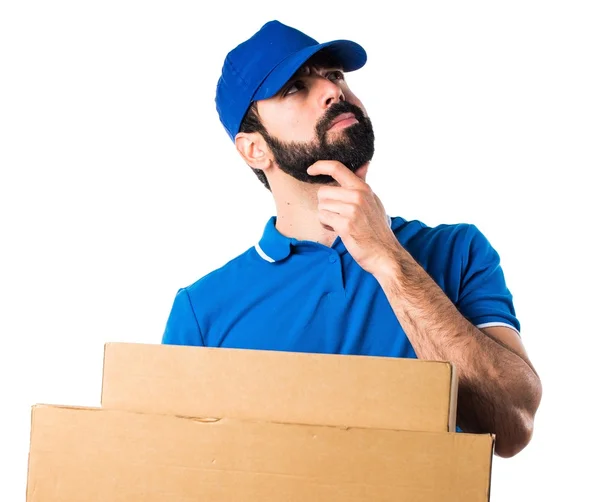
[161,288,205,346]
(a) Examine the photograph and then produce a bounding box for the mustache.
[316,101,367,137]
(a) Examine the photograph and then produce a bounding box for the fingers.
[317,199,362,220]
[317,186,366,205]
[307,160,369,188]
[316,208,347,233]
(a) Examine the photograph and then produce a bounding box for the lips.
[328,112,356,130]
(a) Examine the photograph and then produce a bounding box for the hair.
[237,48,343,192]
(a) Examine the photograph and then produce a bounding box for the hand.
[307,160,401,277]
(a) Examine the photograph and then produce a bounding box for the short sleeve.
[161,288,205,346]
[456,225,521,335]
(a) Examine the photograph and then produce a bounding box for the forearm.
[374,246,541,457]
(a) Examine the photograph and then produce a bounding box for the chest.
[202,256,417,358]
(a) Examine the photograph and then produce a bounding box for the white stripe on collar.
[254,243,275,263]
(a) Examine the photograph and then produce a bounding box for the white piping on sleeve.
[477,321,521,336]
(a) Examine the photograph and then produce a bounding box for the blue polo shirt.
[162,215,520,354]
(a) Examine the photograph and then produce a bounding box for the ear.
[235,132,273,172]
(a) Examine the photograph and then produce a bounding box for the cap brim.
[252,39,367,101]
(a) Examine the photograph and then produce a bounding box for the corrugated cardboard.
[101,342,458,433]
[26,404,493,501]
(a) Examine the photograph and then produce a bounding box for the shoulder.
[163,247,259,346]
[181,246,257,299]
[390,216,487,257]
[389,216,503,295]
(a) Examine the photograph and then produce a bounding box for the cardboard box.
[26,404,493,501]
[101,342,458,433]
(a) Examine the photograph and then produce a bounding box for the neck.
[272,180,338,247]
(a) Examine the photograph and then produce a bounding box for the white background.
[1,1,598,500]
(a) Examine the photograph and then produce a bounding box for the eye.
[283,80,305,96]
[327,70,345,81]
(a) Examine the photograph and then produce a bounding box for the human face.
[256,58,375,185]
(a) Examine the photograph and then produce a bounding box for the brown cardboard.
[26,404,493,501]
[101,342,458,433]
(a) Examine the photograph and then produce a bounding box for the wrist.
[372,246,404,287]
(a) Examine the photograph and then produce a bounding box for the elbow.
[494,412,535,458]
[495,376,543,458]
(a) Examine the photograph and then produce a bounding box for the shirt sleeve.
[456,225,521,335]
[161,287,205,346]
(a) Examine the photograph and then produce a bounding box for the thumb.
[355,162,370,181]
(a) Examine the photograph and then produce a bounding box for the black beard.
[262,101,375,185]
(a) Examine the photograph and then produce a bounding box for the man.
[162,20,542,458]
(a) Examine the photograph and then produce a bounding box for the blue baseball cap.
[215,20,367,142]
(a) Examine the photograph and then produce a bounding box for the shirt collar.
[255,215,393,263]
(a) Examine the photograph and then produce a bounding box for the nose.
[316,77,345,109]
